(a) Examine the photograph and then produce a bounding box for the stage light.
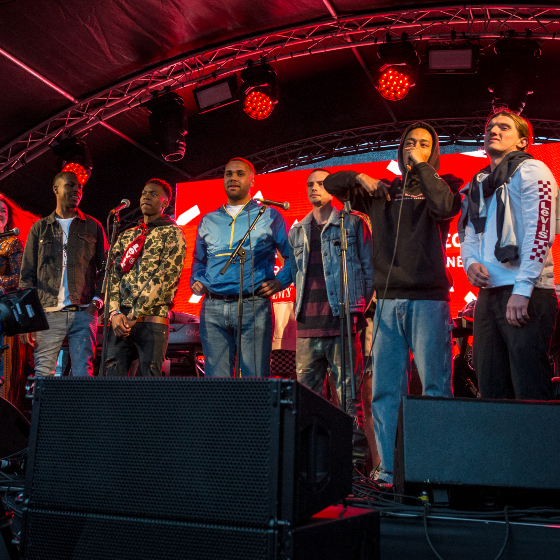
[193,75,239,113]
[50,134,92,184]
[377,66,412,101]
[488,38,540,114]
[145,91,188,161]
[426,44,479,74]
[240,60,278,119]
[375,38,419,101]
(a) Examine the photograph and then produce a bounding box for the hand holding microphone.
[404,146,424,169]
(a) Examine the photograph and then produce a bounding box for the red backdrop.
[174,143,560,319]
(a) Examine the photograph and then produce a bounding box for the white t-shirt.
[45,217,76,311]
[226,204,245,217]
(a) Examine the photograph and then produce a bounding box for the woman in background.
[0,193,36,415]
[0,194,24,289]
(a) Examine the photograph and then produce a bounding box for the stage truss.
[190,117,560,179]
[2,5,560,181]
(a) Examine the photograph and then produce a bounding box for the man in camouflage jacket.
[105,178,186,377]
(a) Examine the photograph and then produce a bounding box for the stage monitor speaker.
[394,396,560,506]
[23,378,352,530]
[0,397,29,459]
[20,505,379,560]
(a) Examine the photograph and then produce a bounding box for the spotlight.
[50,134,92,184]
[240,60,278,119]
[488,38,540,114]
[145,91,188,161]
[375,39,419,101]
[426,43,479,74]
[193,75,239,113]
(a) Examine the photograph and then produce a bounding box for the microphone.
[110,199,130,214]
[255,198,290,211]
[0,228,20,239]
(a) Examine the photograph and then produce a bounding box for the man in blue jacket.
[288,168,374,464]
[191,158,291,377]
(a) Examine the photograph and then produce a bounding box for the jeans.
[200,296,273,377]
[474,286,558,399]
[296,334,367,463]
[34,309,98,377]
[105,322,169,377]
[371,299,453,482]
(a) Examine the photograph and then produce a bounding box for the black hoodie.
[324,122,462,300]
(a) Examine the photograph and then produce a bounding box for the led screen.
[174,142,560,319]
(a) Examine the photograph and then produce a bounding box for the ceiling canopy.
[1,1,560,219]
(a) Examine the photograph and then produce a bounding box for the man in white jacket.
[460,110,559,399]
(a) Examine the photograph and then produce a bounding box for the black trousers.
[473,285,558,399]
[105,322,169,377]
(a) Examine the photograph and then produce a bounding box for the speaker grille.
[27,378,281,526]
[23,510,274,560]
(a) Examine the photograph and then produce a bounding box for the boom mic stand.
[338,201,356,412]
[99,209,124,376]
[220,204,267,378]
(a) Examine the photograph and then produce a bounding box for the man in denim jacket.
[19,171,108,376]
[288,168,374,463]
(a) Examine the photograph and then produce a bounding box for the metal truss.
[2,5,560,181]
[192,117,560,179]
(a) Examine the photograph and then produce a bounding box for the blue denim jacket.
[191,200,291,295]
[288,207,374,319]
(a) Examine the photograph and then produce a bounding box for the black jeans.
[105,322,169,377]
[473,286,558,399]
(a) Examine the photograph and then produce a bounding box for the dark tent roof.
[1,1,560,220]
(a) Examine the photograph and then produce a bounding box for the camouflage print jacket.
[108,215,187,318]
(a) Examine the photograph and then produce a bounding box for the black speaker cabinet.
[0,397,29,458]
[394,395,560,506]
[22,377,352,552]
[21,504,379,560]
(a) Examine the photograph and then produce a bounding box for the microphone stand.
[220,204,267,378]
[338,201,356,412]
[99,210,122,376]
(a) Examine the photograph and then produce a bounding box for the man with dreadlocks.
[460,110,559,400]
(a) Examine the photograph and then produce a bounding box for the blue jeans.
[105,322,169,377]
[371,299,453,482]
[34,309,98,377]
[200,296,273,377]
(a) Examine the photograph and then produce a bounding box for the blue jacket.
[191,200,292,295]
[288,207,374,319]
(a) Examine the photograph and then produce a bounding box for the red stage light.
[61,162,88,185]
[243,90,275,120]
[377,66,412,101]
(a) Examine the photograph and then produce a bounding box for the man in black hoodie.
[324,123,461,485]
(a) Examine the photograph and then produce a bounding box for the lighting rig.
[50,134,92,184]
[145,90,188,161]
[374,35,420,101]
[488,37,541,114]
[240,60,279,119]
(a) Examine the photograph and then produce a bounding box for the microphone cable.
[247,203,258,378]
[367,166,410,366]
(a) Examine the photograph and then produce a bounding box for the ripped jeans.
[34,309,98,377]
[105,322,168,377]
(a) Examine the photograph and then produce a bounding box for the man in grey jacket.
[19,171,108,377]
[288,168,374,464]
